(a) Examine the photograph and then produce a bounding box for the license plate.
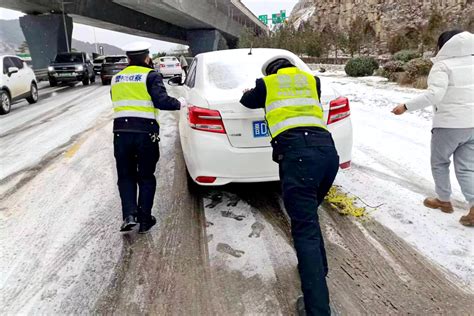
[166,64,174,68]
[58,72,74,77]
[253,120,269,138]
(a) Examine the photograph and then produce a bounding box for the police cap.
[123,41,151,56]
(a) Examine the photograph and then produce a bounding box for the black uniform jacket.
[112,63,181,133]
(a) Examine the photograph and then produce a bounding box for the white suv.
[0,55,39,115]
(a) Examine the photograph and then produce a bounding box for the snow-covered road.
[0,76,472,314]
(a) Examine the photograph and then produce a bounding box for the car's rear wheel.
[26,82,39,104]
[82,72,90,86]
[0,90,11,115]
[101,79,110,85]
[49,77,57,87]
[90,73,95,83]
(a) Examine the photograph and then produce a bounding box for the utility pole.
[60,0,70,52]
[93,27,98,53]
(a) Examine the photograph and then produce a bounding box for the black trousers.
[113,132,160,224]
[273,128,339,316]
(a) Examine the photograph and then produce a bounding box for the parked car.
[0,55,39,115]
[100,55,128,85]
[47,52,95,87]
[169,48,353,186]
[155,56,182,77]
[93,55,105,75]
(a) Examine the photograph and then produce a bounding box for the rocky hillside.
[0,19,123,55]
[290,0,473,52]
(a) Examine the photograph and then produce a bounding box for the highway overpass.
[0,0,268,69]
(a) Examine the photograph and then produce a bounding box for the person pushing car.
[110,41,185,234]
[240,56,339,316]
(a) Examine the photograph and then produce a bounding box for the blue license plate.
[253,120,269,138]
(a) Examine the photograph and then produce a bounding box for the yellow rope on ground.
[325,186,367,218]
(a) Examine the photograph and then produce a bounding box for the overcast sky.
[0,0,299,53]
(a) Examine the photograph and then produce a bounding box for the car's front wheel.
[82,72,90,86]
[26,82,39,104]
[0,90,11,115]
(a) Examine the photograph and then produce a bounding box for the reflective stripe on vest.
[263,67,326,138]
[111,66,157,121]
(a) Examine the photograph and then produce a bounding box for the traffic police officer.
[111,41,185,234]
[240,56,339,316]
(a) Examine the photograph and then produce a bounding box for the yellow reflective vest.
[111,66,158,121]
[263,67,327,138]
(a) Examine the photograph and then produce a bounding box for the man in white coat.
[392,30,474,227]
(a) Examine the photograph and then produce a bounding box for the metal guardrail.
[34,68,49,81]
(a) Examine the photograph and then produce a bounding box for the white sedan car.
[171,48,352,186]
[155,56,182,77]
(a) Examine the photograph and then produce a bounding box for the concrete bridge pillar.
[19,14,73,70]
[187,29,229,56]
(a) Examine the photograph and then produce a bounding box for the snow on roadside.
[318,72,473,291]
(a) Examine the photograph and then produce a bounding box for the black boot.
[139,216,157,234]
[120,215,138,232]
[296,296,306,316]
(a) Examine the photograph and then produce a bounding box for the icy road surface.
[0,78,472,314]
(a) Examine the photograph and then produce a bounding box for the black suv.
[48,52,95,87]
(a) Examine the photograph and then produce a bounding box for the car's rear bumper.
[181,127,278,186]
[181,118,353,186]
[328,118,353,167]
[159,69,182,77]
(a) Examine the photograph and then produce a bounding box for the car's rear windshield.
[55,53,83,63]
[205,54,309,91]
[206,58,266,90]
[160,57,177,62]
[93,58,104,63]
[105,56,128,63]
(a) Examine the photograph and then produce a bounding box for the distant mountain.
[0,19,123,55]
[71,39,124,55]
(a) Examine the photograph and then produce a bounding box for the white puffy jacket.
[406,31,474,128]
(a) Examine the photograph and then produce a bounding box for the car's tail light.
[176,63,180,67]
[196,176,216,183]
[188,106,226,134]
[160,64,165,68]
[328,97,350,124]
[340,161,351,169]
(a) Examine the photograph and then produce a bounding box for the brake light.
[176,63,180,67]
[340,161,351,169]
[160,64,165,68]
[188,106,226,134]
[196,176,216,183]
[328,97,350,124]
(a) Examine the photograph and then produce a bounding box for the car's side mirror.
[8,67,19,76]
[168,75,183,86]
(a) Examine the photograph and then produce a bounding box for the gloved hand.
[178,97,188,108]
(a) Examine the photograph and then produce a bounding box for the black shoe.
[120,215,138,232]
[296,296,306,316]
[138,216,157,234]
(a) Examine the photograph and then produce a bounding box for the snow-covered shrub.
[405,58,433,81]
[383,60,405,73]
[345,57,379,77]
[393,50,421,63]
[381,60,405,81]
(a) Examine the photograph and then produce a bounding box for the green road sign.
[280,10,286,19]
[258,15,268,25]
[272,13,283,24]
